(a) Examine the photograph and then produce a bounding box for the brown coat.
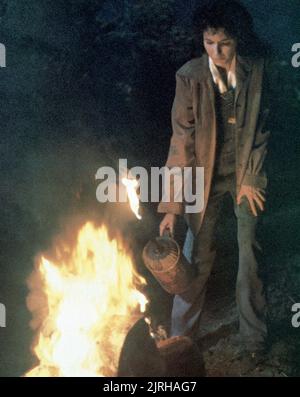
[158,53,271,236]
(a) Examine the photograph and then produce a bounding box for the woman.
[158,0,272,354]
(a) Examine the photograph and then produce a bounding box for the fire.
[25,222,147,377]
[122,177,142,220]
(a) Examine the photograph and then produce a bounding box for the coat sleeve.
[242,60,274,190]
[157,72,196,215]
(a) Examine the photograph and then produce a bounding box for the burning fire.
[25,222,147,377]
[122,177,142,220]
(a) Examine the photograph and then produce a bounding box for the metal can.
[142,231,195,295]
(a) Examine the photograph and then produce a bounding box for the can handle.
[162,229,172,239]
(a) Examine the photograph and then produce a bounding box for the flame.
[122,177,142,220]
[25,222,147,377]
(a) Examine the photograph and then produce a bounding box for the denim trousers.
[170,173,267,345]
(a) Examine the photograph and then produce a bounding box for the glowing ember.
[122,177,142,220]
[25,222,147,377]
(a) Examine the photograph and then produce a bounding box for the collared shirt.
[208,56,237,94]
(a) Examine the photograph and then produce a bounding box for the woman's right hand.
[159,213,177,237]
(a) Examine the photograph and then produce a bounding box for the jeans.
[171,173,267,345]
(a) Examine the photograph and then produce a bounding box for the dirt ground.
[191,247,300,378]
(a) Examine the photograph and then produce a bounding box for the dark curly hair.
[192,0,270,58]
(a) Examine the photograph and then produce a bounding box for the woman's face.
[203,28,237,69]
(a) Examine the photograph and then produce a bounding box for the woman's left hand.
[237,185,266,217]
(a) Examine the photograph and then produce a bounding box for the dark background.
[0,0,299,376]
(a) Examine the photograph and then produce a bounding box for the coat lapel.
[195,54,253,111]
[235,55,253,106]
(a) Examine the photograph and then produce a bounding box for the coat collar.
[195,53,253,107]
[187,53,253,85]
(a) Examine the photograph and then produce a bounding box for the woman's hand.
[237,185,266,217]
[159,213,177,236]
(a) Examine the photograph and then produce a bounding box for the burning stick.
[121,177,142,220]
